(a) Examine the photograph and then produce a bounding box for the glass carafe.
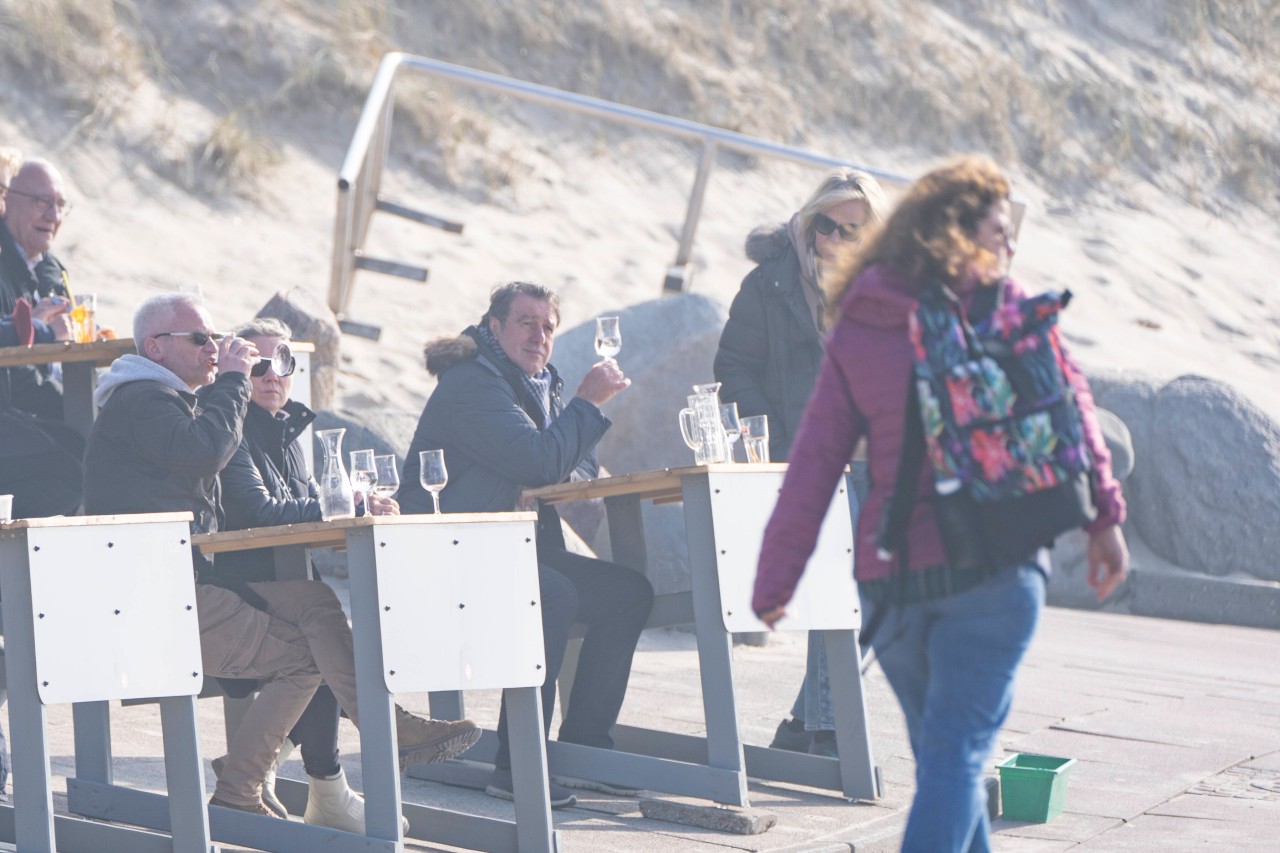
[678,382,729,465]
[315,428,356,520]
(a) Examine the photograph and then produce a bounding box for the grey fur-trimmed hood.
[745,222,792,264]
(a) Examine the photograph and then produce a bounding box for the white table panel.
[26,521,202,705]
[707,470,860,633]
[375,518,545,693]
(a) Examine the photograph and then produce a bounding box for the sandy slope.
[6,126,1276,426]
[0,2,1277,423]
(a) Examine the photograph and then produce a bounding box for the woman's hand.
[367,494,400,516]
[1087,524,1129,603]
[758,606,787,629]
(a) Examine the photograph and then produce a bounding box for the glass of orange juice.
[71,293,97,343]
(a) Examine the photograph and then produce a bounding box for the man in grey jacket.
[84,292,479,817]
[399,282,654,807]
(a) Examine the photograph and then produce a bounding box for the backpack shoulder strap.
[875,368,926,563]
[969,278,1005,326]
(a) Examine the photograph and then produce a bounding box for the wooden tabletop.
[0,338,136,368]
[523,463,790,505]
[0,512,193,531]
[0,338,315,369]
[192,511,537,554]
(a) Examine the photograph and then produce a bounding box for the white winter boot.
[303,767,409,834]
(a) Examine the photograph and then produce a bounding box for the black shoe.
[769,717,813,753]
[809,730,838,758]
[485,767,576,809]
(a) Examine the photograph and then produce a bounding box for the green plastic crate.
[997,753,1075,823]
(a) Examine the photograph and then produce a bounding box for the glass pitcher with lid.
[677,382,729,465]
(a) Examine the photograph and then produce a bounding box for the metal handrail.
[331,53,1011,316]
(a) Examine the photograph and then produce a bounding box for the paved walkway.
[10,601,1280,852]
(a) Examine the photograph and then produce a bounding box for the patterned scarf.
[470,323,554,428]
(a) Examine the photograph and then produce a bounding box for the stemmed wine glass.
[419,449,448,514]
[373,454,399,498]
[349,449,377,510]
[719,402,742,463]
[595,316,621,361]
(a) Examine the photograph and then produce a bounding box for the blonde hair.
[0,147,21,181]
[826,155,1011,321]
[796,168,888,246]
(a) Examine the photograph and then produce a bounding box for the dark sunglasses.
[813,213,863,241]
[251,343,296,377]
[153,330,225,346]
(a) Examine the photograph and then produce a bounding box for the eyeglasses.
[153,331,224,346]
[813,213,863,241]
[4,186,72,216]
[251,350,296,378]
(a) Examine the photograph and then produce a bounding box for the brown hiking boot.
[209,794,284,818]
[394,707,481,770]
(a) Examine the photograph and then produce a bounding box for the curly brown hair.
[825,155,1010,322]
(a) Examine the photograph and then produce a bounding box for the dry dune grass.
[2,0,1276,211]
[1,0,1279,420]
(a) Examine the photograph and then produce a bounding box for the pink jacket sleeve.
[752,330,866,616]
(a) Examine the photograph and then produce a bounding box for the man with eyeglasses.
[83,293,480,817]
[0,158,75,423]
[0,151,84,523]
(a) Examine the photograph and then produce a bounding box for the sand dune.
[0,1,1276,420]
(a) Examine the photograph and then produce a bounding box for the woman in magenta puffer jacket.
[753,156,1128,853]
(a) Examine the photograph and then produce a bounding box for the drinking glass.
[595,316,621,361]
[719,402,742,463]
[71,293,97,343]
[373,454,399,498]
[349,449,377,506]
[741,415,771,463]
[419,449,448,514]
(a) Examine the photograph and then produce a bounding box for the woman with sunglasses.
[208,317,411,833]
[713,167,886,756]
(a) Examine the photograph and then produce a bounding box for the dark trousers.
[493,548,654,768]
[0,415,83,518]
[288,684,342,778]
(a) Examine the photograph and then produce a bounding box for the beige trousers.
[196,580,361,807]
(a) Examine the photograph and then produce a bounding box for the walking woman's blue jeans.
[863,563,1045,853]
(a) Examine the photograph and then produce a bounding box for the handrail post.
[663,139,718,293]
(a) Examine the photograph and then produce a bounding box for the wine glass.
[419,449,448,514]
[595,316,621,361]
[719,402,742,463]
[349,449,377,509]
[373,454,399,498]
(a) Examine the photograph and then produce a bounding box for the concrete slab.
[5,597,1280,852]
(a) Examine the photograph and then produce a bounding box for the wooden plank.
[0,513,193,530]
[522,464,790,504]
[0,338,135,368]
[0,339,312,370]
[191,512,537,555]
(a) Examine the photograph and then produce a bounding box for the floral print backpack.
[877,279,1096,573]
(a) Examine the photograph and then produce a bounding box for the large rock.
[312,408,420,465]
[553,293,729,475]
[257,288,341,411]
[1090,372,1280,583]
